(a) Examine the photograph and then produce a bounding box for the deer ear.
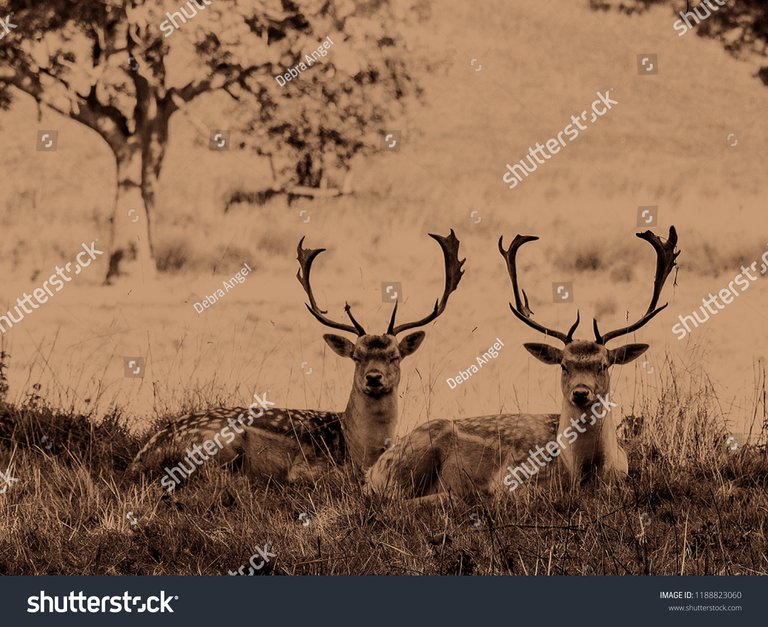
[323,334,356,358]
[398,331,426,358]
[608,343,648,366]
[524,343,563,365]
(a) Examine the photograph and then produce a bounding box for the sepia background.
[1,0,765,442]
[0,0,767,578]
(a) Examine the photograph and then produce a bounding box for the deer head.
[499,227,679,410]
[297,230,465,400]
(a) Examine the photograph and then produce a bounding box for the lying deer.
[130,231,464,488]
[366,227,679,499]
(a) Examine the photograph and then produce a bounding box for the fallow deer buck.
[130,230,465,487]
[367,226,679,500]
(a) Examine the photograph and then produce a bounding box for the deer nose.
[571,388,591,407]
[366,372,383,387]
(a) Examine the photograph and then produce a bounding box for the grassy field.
[0,0,767,575]
[1,353,766,576]
[0,0,765,434]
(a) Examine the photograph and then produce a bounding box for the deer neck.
[341,386,398,470]
[557,393,622,483]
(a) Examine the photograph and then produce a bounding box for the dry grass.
[1,354,766,576]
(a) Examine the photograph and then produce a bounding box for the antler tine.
[639,225,679,313]
[296,237,366,336]
[386,300,399,335]
[566,311,581,342]
[594,226,680,344]
[499,234,579,344]
[388,229,465,336]
[344,302,366,335]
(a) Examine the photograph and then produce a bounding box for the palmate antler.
[297,230,465,337]
[296,237,367,336]
[387,229,466,336]
[499,234,580,344]
[593,226,679,344]
[499,226,680,345]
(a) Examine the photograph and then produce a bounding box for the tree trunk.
[105,142,158,284]
[104,86,172,284]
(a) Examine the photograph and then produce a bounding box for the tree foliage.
[590,0,768,76]
[0,0,425,279]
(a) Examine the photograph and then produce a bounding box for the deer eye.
[390,357,400,363]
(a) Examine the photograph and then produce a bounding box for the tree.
[590,0,768,79]
[0,0,422,282]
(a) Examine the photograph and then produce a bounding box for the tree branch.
[171,63,268,107]
[0,63,128,146]
[0,65,75,120]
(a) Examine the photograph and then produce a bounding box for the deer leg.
[286,450,329,484]
[240,427,301,483]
